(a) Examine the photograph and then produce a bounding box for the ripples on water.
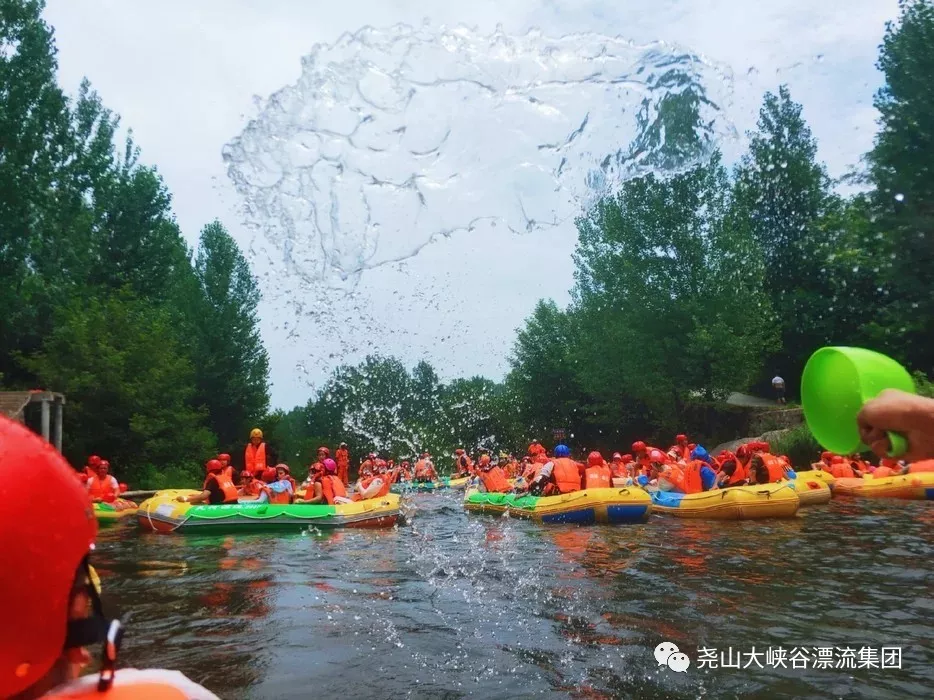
[95,496,934,699]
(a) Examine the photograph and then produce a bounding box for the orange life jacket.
[414,460,435,479]
[682,461,704,494]
[266,482,291,504]
[726,460,747,486]
[43,668,216,699]
[909,459,934,473]
[551,458,582,494]
[244,442,267,475]
[528,443,546,458]
[356,475,391,499]
[661,464,686,492]
[760,454,787,483]
[240,479,263,497]
[671,444,691,462]
[204,472,240,504]
[87,475,118,502]
[829,462,856,478]
[584,464,611,489]
[336,448,349,468]
[872,466,896,478]
[480,466,511,493]
[321,474,348,504]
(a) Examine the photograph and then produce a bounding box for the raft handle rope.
[143,502,185,532]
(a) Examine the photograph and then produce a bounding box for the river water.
[94,494,933,699]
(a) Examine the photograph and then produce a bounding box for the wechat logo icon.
[655,641,691,673]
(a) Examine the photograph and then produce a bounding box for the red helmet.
[831,455,845,465]
[455,448,464,455]
[649,449,666,463]
[275,463,291,475]
[587,451,603,467]
[262,467,277,483]
[317,446,330,457]
[737,445,751,458]
[821,451,833,461]
[479,454,491,466]
[99,459,110,470]
[206,459,223,473]
[218,453,231,462]
[632,441,647,453]
[621,454,634,464]
[88,455,102,468]
[0,416,97,697]
[240,470,253,479]
[676,434,688,442]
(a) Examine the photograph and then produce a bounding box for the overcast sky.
[44,0,898,408]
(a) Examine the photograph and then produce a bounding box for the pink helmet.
[323,458,337,474]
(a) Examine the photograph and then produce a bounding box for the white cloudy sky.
[44,0,898,408]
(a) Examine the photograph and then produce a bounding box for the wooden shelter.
[0,390,65,451]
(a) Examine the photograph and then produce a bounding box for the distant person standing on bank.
[772,374,786,404]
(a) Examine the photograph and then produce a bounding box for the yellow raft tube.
[650,482,800,520]
[784,473,832,506]
[832,471,934,500]
[94,501,138,524]
[464,486,652,524]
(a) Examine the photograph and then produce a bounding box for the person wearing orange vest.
[87,460,120,503]
[335,443,350,486]
[237,471,263,499]
[317,459,350,504]
[717,451,748,488]
[477,455,511,493]
[258,464,294,504]
[0,416,220,699]
[82,454,102,484]
[413,453,437,482]
[530,444,582,495]
[670,434,692,462]
[177,460,239,505]
[244,428,268,477]
[825,455,856,479]
[354,466,391,501]
[359,453,376,478]
[747,453,789,484]
[453,449,473,477]
[308,446,329,483]
[584,451,612,489]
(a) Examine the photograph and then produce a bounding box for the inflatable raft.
[94,501,138,524]
[784,475,832,506]
[798,468,836,490]
[832,471,934,500]
[463,487,651,524]
[391,476,469,493]
[650,483,799,519]
[137,490,401,533]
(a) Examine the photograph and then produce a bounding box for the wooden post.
[54,400,63,452]
[41,399,50,443]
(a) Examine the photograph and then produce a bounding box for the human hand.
[857,389,934,461]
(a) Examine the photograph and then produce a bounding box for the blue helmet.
[691,445,711,465]
[554,444,570,457]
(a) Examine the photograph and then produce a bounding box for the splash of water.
[223,24,736,292]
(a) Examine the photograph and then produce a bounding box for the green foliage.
[191,221,270,451]
[770,425,822,471]
[0,1,269,488]
[21,292,216,486]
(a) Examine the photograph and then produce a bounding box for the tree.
[22,291,216,484]
[867,0,934,374]
[572,154,776,432]
[506,300,585,444]
[732,86,834,393]
[192,221,270,450]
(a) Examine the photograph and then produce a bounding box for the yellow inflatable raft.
[464,486,651,524]
[801,468,836,489]
[832,471,934,500]
[137,489,401,532]
[784,474,832,506]
[650,483,800,519]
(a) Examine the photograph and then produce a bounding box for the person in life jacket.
[244,428,268,477]
[335,443,350,486]
[216,453,232,475]
[476,455,511,493]
[584,451,612,489]
[359,454,376,479]
[237,471,263,500]
[670,434,692,462]
[529,444,582,496]
[353,464,391,501]
[717,451,748,488]
[87,460,120,504]
[177,460,240,505]
[826,455,856,479]
[527,440,546,459]
[0,416,221,700]
[413,453,437,482]
[747,453,790,484]
[256,464,294,504]
[453,449,473,478]
[82,455,102,484]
